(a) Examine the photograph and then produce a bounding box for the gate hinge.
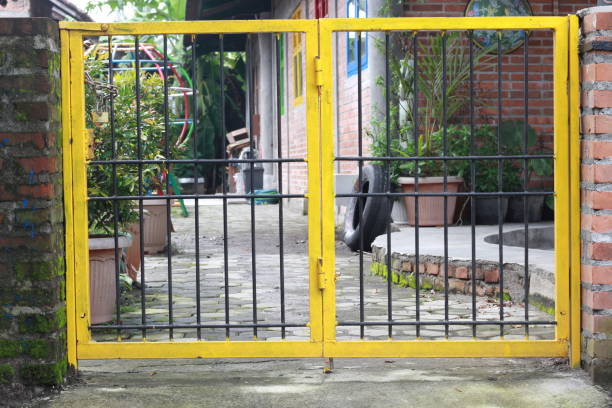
[317,257,326,290]
[315,57,323,88]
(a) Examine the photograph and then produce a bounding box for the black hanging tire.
[343,164,391,252]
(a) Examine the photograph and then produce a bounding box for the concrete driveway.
[39,358,610,408]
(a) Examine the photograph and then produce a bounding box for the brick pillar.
[580,8,612,385]
[0,18,68,399]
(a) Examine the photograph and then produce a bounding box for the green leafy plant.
[369,31,493,180]
[173,51,246,191]
[471,124,522,193]
[497,119,554,210]
[85,57,178,233]
[395,125,472,179]
[413,32,492,153]
[498,119,553,188]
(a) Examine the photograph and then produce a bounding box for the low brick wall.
[371,246,554,315]
[579,8,612,385]
[0,18,67,399]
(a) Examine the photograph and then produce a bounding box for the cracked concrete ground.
[39,358,610,407]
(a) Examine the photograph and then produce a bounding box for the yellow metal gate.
[60,16,581,369]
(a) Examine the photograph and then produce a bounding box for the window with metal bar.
[291,8,304,106]
[278,34,285,115]
[347,0,367,76]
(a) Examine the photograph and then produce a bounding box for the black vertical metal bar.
[357,30,365,339]
[191,35,202,340]
[163,35,174,340]
[248,34,258,338]
[442,32,449,338]
[220,35,230,339]
[523,30,530,338]
[385,32,393,339]
[469,31,477,338]
[497,31,505,337]
[413,32,421,338]
[108,36,121,340]
[135,36,147,339]
[275,34,286,339]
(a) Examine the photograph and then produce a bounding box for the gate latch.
[317,257,326,290]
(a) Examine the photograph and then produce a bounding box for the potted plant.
[498,120,553,223]
[469,124,522,225]
[395,125,470,226]
[85,54,174,322]
[368,32,492,226]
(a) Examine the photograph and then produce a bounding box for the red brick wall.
[402,1,594,190]
[580,9,612,385]
[404,0,594,16]
[0,18,69,395]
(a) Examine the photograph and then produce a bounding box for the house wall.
[252,0,603,222]
[334,0,385,175]
[266,0,311,204]
[268,0,598,195]
[266,0,386,200]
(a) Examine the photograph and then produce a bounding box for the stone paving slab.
[92,201,554,343]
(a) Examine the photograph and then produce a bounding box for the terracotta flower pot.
[125,223,141,281]
[142,199,172,254]
[397,176,463,226]
[88,234,132,324]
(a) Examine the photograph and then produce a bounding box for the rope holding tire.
[343,164,392,252]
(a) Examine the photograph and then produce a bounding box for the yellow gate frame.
[60,20,323,367]
[60,16,580,369]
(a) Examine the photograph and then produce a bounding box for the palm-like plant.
[407,32,493,158]
[370,31,493,179]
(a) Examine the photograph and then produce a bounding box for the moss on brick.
[14,110,27,122]
[0,364,15,384]
[0,314,12,331]
[0,340,21,358]
[15,257,64,281]
[22,339,52,359]
[534,302,555,316]
[0,338,59,359]
[371,261,418,289]
[20,357,66,386]
[421,277,433,290]
[14,285,62,308]
[59,278,65,301]
[18,306,66,334]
